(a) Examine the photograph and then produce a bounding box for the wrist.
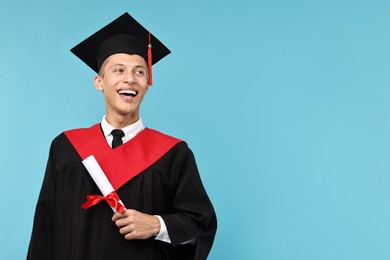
[153,215,161,236]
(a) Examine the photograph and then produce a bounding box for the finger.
[114,217,131,228]
[125,231,136,240]
[112,211,127,221]
[111,212,121,222]
[119,225,133,235]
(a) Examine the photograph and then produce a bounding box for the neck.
[105,113,139,129]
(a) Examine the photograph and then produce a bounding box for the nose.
[123,71,136,85]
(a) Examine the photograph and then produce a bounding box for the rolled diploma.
[82,155,126,212]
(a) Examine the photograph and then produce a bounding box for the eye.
[134,69,146,76]
[113,68,125,73]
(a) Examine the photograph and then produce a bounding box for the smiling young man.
[27,13,217,260]
[95,53,149,128]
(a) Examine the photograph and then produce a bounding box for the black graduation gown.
[27,132,217,260]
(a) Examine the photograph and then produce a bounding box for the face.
[94,53,149,126]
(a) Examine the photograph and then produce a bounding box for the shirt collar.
[101,116,145,143]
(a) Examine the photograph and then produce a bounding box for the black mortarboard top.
[70,12,171,85]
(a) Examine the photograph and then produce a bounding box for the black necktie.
[111,129,124,148]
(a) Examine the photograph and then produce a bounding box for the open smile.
[118,89,138,97]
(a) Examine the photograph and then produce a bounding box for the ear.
[94,75,104,91]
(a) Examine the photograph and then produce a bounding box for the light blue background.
[1,0,390,259]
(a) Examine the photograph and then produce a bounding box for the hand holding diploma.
[81,155,160,240]
[81,155,125,213]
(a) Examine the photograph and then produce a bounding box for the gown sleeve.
[161,144,217,260]
[27,139,57,260]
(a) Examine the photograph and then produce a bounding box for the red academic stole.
[64,124,182,191]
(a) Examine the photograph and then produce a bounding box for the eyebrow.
[132,65,147,70]
[109,64,146,70]
[110,63,125,68]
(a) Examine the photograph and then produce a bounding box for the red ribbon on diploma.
[81,191,125,213]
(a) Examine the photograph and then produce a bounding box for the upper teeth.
[118,90,137,95]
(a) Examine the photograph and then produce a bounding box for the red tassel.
[147,32,153,85]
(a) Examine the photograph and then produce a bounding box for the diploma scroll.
[82,155,126,212]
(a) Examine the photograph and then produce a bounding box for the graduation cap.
[70,12,171,85]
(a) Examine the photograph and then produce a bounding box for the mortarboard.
[70,12,171,85]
